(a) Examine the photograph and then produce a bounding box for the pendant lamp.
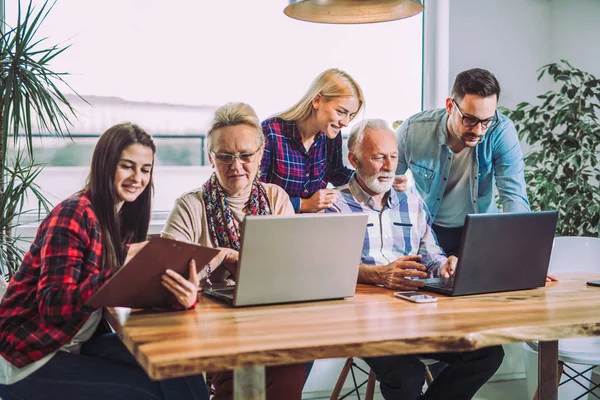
[284,0,424,24]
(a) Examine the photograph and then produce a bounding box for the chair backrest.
[548,236,600,273]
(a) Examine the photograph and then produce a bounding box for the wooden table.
[106,273,600,400]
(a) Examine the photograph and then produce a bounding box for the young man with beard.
[396,68,530,257]
[325,119,504,400]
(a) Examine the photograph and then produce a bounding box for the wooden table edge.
[104,304,600,381]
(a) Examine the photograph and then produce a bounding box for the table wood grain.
[105,272,600,381]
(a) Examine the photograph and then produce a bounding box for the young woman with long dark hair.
[0,123,208,400]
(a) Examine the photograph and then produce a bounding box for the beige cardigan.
[161,182,294,281]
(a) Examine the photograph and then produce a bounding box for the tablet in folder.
[87,236,220,308]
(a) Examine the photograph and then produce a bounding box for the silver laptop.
[203,213,368,307]
[421,211,558,296]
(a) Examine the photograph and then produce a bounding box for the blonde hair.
[274,68,365,122]
[206,102,264,151]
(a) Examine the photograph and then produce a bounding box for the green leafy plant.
[0,150,50,276]
[500,60,600,237]
[1,1,80,279]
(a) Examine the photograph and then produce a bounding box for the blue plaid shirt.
[325,176,447,277]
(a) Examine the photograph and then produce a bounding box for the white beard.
[358,170,394,194]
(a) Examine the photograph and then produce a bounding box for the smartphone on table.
[394,291,437,303]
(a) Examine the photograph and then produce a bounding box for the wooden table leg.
[538,340,559,400]
[234,365,265,400]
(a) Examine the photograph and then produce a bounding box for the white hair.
[206,102,264,152]
[347,118,391,156]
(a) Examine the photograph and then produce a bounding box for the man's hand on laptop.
[381,255,428,290]
[546,274,559,282]
[392,175,408,192]
[440,256,458,278]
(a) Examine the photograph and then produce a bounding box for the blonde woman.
[260,68,365,213]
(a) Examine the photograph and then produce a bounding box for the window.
[6,0,423,225]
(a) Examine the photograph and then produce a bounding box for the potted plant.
[500,60,600,237]
[1,0,81,280]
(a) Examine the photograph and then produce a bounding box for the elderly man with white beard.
[325,119,456,288]
[324,119,504,400]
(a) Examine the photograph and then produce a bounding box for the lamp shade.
[284,0,424,24]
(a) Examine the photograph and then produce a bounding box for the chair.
[330,357,434,400]
[523,236,600,399]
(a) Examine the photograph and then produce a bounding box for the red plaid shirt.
[0,194,114,367]
[0,194,192,368]
[260,118,354,212]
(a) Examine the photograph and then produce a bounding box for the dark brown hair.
[83,123,156,269]
[451,68,501,101]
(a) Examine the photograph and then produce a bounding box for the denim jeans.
[0,333,209,400]
[363,345,504,400]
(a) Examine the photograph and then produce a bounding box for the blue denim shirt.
[395,108,530,223]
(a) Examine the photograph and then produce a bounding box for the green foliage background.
[500,60,600,237]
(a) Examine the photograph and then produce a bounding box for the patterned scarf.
[203,173,272,250]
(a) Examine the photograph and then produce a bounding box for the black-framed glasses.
[452,99,497,130]
[210,148,261,165]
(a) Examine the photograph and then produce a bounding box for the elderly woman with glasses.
[161,102,305,400]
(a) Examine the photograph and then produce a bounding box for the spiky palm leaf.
[0,148,51,279]
[1,0,80,161]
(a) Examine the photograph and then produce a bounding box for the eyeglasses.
[210,148,261,164]
[452,99,497,130]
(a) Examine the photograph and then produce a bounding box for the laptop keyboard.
[423,277,455,290]
[204,286,235,301]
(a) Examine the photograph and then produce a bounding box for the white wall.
[446,0,600,109]
[448,0,553,109]
[550,0,600,78]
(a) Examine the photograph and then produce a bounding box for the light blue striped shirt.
[325,176,447,277]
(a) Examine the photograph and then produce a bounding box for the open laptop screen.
[423,211,558,296]
[206,213,368,307]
